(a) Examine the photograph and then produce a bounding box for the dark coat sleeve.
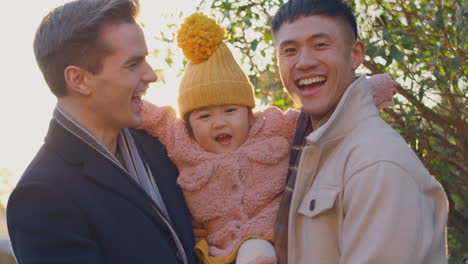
[7,183,104,264]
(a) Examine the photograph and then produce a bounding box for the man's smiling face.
[85,21,158,131]
[275,15,364,124]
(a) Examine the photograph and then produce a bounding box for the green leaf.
[390,46,404,63]
[251,40,259,51]
[263,32,273,42]
[385,56,393,67]
[436,78,449,90]
[165,57,173,68]
[418,85,425,101]
[451,57,461,69]
[366,44,377,57]
[375,46,386,57]
[408,54,417,64]
[243,17,252,27]
[154,69,165,84]
[401,35,415,50]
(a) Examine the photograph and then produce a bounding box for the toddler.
[141,13,397,264]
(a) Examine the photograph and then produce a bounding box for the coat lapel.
[134,131,179,217]
[132,130,191,228]
[44,119,171,231]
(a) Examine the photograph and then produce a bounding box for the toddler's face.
[189,105,252,154]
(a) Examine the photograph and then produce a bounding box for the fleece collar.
[306,76,380,145]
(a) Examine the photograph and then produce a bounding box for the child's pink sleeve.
[139,100,178,151]
[283,109,299,141]
[368,73,398,110]
[262,107,299,143]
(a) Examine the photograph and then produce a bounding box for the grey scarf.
[53,107,189,264]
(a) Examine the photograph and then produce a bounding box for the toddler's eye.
[198,114,210,119]
[225,108,237,113]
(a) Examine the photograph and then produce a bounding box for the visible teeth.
[216,134,230,140]
[298,76,326,86]
[134,90,146,97]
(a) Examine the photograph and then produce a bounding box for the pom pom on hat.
[176,13,255,117]
[177,13,229,64]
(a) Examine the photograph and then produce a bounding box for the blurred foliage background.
[154,0,467,262]
[0,0,465,263]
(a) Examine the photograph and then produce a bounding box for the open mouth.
[297,76,327,92]
[132,90,146,105]
[215,133,232,145]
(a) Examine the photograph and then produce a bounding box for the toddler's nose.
[213,117,227,128]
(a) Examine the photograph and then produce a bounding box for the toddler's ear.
[368,73,398,110]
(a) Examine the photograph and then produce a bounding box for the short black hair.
[271,0,358,40]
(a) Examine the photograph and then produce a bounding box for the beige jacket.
[288,77,448,264]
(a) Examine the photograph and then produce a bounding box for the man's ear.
[351,40,365,70]
[64,65,92,96]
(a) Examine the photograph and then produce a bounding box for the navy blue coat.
[7,119,198,264]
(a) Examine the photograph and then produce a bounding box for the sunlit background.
[0,0,207,208]
[0,1,216,248]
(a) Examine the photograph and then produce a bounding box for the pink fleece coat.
[140,74,396,258]
[141,104,298,257]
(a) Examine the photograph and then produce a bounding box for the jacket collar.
[306,76,380,145]
[44,117,172,230]
[53,106,126,171]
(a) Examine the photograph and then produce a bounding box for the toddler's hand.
[368,73,398,110]
[248,256,276,264]
[236,238,276,264]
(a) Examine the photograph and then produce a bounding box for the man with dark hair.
[271,0,448,263]
[6,0,198,263]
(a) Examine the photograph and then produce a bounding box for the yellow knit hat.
[177,13,255,117]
